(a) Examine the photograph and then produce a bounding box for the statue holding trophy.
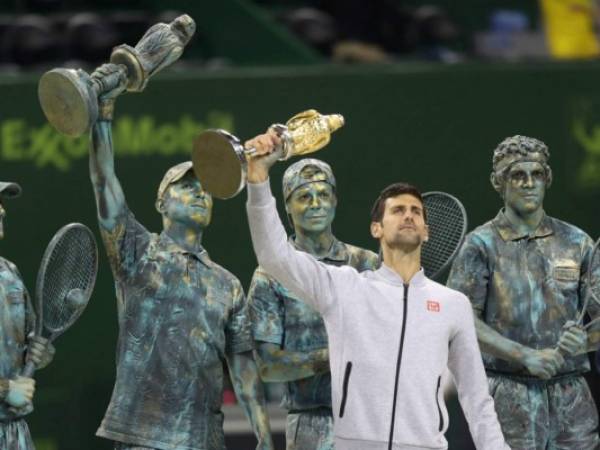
[192,109,345,199]
[36,12,275,450]
[38,14,196,137]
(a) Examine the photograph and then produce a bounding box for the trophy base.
[38,69,98,137]
[192,130,247,200]
[110,44,146,92]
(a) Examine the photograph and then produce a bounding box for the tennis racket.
[575,237,600,330]
[22,223,98,377]
[421,191,468,281]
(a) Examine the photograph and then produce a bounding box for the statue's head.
[490,135,551,216]
[170,14,196,45]
[155,162,213,230]
[282,159,337,234]
[0,181,22,240]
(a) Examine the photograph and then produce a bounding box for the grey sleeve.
[246,180,340,316]
[447,296,510,450]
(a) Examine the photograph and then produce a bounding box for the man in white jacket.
[242,130,510,450]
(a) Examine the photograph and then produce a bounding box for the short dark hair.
[370,182,425,223]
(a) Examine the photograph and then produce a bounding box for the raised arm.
[244,131,344,315]
[88,64,128,231]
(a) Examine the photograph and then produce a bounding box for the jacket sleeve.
[448,295,511,450]
[246,179,343,317]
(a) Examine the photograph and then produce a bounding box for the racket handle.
[21,360,36,378]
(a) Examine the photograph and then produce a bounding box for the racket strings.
[422,194,466,278]
[42,227,96,332]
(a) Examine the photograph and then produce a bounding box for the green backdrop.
[1,61,599,449]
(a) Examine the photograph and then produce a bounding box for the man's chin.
[388,236,422,252]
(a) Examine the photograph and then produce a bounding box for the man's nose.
[309,196,321,208]
[522,174,535,188]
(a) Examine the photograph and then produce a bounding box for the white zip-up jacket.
[247,180,509,450]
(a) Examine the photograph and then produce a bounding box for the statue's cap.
[0,181,22,200]
[157,161,194,200]
[282,158,336,201]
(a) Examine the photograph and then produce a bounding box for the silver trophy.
[38,14,195,137]
[192,109,345,199]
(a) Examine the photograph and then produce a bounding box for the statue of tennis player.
[447,135,600,449]
[248,158,378,450]
[0,181,55,449]
[88,64,272,450]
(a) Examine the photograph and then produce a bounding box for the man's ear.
[155,197,165,214]
[423,224,429,242]
[490,171,503,194]
[370,221,382,239]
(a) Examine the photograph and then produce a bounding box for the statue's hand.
[6,377,35,408]
[26,335,55,369]
[521,347,564,379]
[91,63,128,101]
[557,321,587,356]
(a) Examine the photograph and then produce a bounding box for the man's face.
[501,161,546,216]
[161,172,213,229]
[0,200,5,240]
[371,194,428,251]
[286,181,336,234]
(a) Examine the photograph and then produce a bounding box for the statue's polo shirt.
[97,207,253,450]
[448,210,596,375]
[0,257,34,420]
[249,237,378,411]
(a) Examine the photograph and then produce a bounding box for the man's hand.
[245,130,283,183]
[91,63,128,121]
[91,63,128,101]
[26,335,55,370]
[557,321,588,356]
[6,377,35,408]
[521,347,564,379]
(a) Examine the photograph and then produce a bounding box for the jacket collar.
[375,263,427,287]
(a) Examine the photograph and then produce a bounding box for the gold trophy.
[38,14,195,137]
[192,109,344,199]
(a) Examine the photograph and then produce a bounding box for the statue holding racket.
[447,135,600,450]
[0,182,54,449]
[87,64,273,450]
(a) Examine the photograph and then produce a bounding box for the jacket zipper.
[339,361,353,418]
[436,375,443,432]
[388,283,409,450]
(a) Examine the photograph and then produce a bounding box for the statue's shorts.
[286,407,334,450]
[0,419,34,450]
[488,373,599,450]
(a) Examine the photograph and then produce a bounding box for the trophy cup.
[191,109,344,199]
[38,14,196,137]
